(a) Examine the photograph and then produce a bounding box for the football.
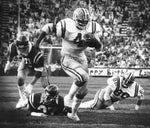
[83,33,101,49]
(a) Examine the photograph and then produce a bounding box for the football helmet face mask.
[73,8,90,30]
[122,72,135,88]
[44,84,59,101]
[16,34,29,54]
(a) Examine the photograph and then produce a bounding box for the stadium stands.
[0,0,150,75]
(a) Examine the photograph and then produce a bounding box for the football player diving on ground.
[79,72,144,111]
[4,33,45,109]
[27,84,71,117]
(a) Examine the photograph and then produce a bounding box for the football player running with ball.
[4,33,45,109]
[79,72,144,111]
[35,8,103,121]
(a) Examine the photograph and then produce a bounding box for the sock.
[72,96,82,115]
[18,84,26,100]
[67,81,80,100]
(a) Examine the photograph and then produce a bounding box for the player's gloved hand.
[25,83,33,96]
[4,61,11,74]
[135,105,140,110]
[38,105,47,114]
[83,33,101,49]
[107,105,115,110]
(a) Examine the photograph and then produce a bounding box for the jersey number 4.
[73,33,85,47]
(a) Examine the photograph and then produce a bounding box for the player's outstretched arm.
[103,86,113,107]
[35,23,54,47]
[4,43,16,74]
[4,61,11,74]
[35,31,47,47]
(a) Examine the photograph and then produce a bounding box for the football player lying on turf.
[27,84,71,117]
[79,72,144,110]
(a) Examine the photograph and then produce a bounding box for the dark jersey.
[28,93,65,115]
[8,42,44,69]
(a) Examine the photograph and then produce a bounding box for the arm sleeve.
[28,93,41,112]
[103,86,113,101]
[107,76,118,90]
[35,23,54,47]
[41,23,54,34]
[34,52,44,71]
[56,20,66,38]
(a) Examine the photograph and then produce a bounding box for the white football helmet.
[122,72,135,88]
[73,8,90,29]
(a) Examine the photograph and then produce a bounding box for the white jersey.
[56,18,102,57]
[41,18,102,57]
[42,23,54,35]
[107,76,144,102]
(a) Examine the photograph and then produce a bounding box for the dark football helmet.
[40,84,59,105]
[16,34,29,54]
[45,84,59,98]
[122,72,135,88]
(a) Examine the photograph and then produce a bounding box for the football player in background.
[4,33,45,109]
[35,7,103,121]
[79,72,144,111]
[27,84,71,117]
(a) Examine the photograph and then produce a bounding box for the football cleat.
[67,113,80,122]
[64,95,73,107]
[16,98,28,109]
[107,105,115,110]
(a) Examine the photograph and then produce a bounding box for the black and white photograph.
[0,0,150,128]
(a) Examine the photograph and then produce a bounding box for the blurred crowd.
[0,0,150,75]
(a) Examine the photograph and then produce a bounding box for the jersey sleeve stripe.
[29,93,36,109]
[60,20,66,38]
[92,21,96,34]
[8,43,13,54]
[48,26,51,34]
[33,52,43,64]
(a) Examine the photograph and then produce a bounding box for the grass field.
[0,76,150,128]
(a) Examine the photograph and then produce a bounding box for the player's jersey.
[8,42,44,71]
[42,18,102,57]
[28,92,64,115]
[56,18,102,57]
[107,76,144,102]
